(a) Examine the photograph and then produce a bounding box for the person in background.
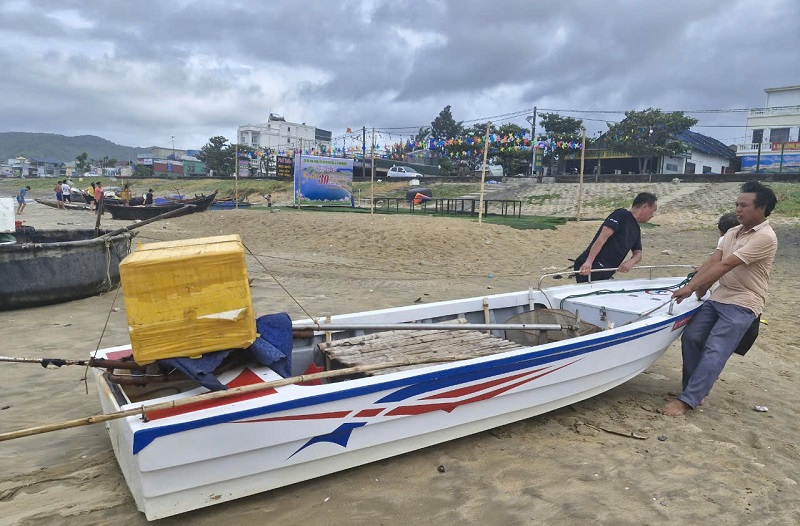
[86,182,97,210]
[120,183,132,206]
[266,193,272,212]
[94,182,103,210]
[16,185,31,214]
[572,192,658,283]
[661,181,778,416]
[61,180,72,203]
[55,180,65,210]
[144,189,154,206]
[716,212,739,250]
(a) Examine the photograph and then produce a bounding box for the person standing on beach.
[661,181,778,417]
[94,182,103,209]
[572,192,658,283]
[120,183,132,206]
[61,180,72,203]
[16,185,31,214]
[54,180,64,210]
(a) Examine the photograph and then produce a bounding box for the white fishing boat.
[91,270,702,520]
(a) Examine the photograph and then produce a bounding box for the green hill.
[0,132,152,164]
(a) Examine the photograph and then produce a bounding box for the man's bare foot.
[659,399,692,416]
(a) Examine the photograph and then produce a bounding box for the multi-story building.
[736,85,800,173]
[238,113,332,155]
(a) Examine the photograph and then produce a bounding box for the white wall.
[687,150,730,174]
[765,87,800,108]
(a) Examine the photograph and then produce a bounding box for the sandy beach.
[1,182,799,525]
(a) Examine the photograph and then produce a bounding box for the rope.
[83,282,123,394]
[242,242,320,327]
[558,274,693,310]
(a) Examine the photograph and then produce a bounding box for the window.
[287,138,291,143]
[287,127,291,132]
[769,128,790,144]
[702,166,712,174]
[685,162,695,174]
[752,129,763,144]
[666,163,678,172]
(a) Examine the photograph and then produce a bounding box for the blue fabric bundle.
[157,312,294,391]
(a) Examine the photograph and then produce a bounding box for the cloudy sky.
[2,0,798,151]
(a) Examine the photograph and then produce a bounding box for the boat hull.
[103,192,217,221]
[0,229,136,310]
[93,276,701,520]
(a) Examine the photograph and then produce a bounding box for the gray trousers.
[679,300,755,409]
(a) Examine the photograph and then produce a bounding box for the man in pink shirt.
[662,181,778,416]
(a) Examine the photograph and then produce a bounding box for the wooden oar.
[0,355,143,369]
[1,322,575,368]
[0,355,473,443]
[292,322,575,338]
[99,204,196,238]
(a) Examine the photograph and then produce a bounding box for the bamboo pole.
[370,127,375,218]
[0,355,478,443]
[478,121,491,225]
[577,127,586,221]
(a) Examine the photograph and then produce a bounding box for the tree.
[413,127,430,145]
[197,136,232,175]
[539,113,584,175]
[75,152,90,173]
[605,108,698,173]
[430,105,463,141]
[494,123,530,176]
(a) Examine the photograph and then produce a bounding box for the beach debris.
[753,405,769,412]
[437,464,446,473]
[413,297,423,304]
[585,423,648,440]
[657,435,668,441]
[661,250,672,255]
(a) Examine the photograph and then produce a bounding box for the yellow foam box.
[119,234,256,364]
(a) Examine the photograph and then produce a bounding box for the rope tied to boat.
[558,273,694,310]
[242,242,321,327]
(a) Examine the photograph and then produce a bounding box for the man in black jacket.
[573,192,658,283]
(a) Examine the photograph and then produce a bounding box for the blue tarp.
[157,312,294,391]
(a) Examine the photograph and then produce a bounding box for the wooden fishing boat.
[0,228,137,310]
[91,271,702,520]
[103,191,218,221]
[209,200,252,209]
[34,198,91,211]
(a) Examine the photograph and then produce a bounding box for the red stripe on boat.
[420,367,548,400]
[385,360,578,416]
[146,368,277,421]
[106,348,133,360]
[354,408,384,417]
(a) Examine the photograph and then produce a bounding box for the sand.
[1,182,799,525]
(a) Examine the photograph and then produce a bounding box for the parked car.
[387,166,423,179]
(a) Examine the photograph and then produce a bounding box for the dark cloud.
[1,0,797,149]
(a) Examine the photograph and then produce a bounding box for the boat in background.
[103,191,217,221]
[92,270,700,520]
[0,228,136,310]
[34,198,91,211]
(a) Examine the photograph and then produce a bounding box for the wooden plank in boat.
[318,329,523,375]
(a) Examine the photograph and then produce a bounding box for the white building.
[238,113,332,154]
[661,131,737,175]
[736,86,800,173]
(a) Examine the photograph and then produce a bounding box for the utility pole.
[526,107,537,177]
[577,127,586,221]
[478,121,491,225]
